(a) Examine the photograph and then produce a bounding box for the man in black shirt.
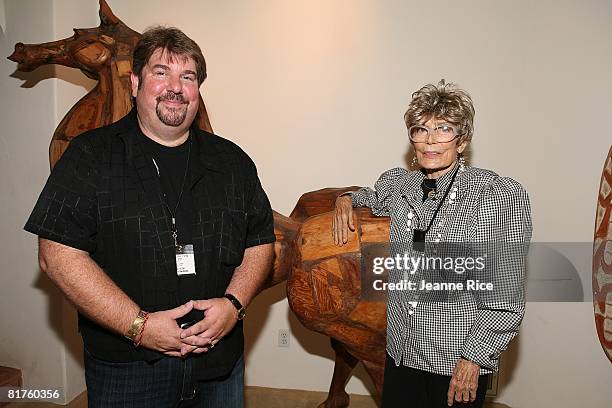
[25,26,275,407]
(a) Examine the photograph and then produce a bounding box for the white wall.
[1,0,65,402]
[0,0,99,403]
[1,0,610,406]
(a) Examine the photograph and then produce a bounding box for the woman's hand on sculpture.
[333,195,355,246]
[447,358,480,406]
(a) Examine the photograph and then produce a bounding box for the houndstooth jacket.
[351,164,532,376]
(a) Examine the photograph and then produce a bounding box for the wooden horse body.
[272,188,390,407]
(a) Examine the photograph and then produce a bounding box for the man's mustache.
[156,92,187,104]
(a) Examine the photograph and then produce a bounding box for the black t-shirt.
[138,130,202,321]
[139,131,193,245]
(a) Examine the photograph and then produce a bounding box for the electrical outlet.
[278,329,290,347]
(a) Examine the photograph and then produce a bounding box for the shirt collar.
[428,162,460,195]
[116,107,228,174]
[399,162,462,205]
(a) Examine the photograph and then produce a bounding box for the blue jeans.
[84,348,244,408]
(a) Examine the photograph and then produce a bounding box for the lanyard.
[151,136,192,247]
[413,162,460,244]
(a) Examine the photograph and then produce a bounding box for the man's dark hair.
[132,26,207,86]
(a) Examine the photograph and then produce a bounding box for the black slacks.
[381,353,490,408]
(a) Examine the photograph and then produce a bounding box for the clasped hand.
[137,298,239,357]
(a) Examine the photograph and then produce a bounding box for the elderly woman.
[333,80,531,407]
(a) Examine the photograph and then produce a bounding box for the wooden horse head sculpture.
[7,0,212,168]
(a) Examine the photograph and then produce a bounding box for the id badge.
[175,244,196,275]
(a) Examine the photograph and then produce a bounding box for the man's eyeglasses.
[408,123,465,143]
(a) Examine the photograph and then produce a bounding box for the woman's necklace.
[408,163,464,250]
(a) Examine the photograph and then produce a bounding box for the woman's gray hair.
[404,80,475,141]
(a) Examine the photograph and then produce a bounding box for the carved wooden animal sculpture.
[593,146,612,363]
[271,188,391,408]
[7,0,212,168]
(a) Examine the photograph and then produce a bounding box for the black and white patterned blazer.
[351,164,532,376]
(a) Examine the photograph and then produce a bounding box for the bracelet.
[134,313,150,347]
[125,310,149,343]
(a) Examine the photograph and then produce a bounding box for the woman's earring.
[411,155,418,168]
[458,154,466,170]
